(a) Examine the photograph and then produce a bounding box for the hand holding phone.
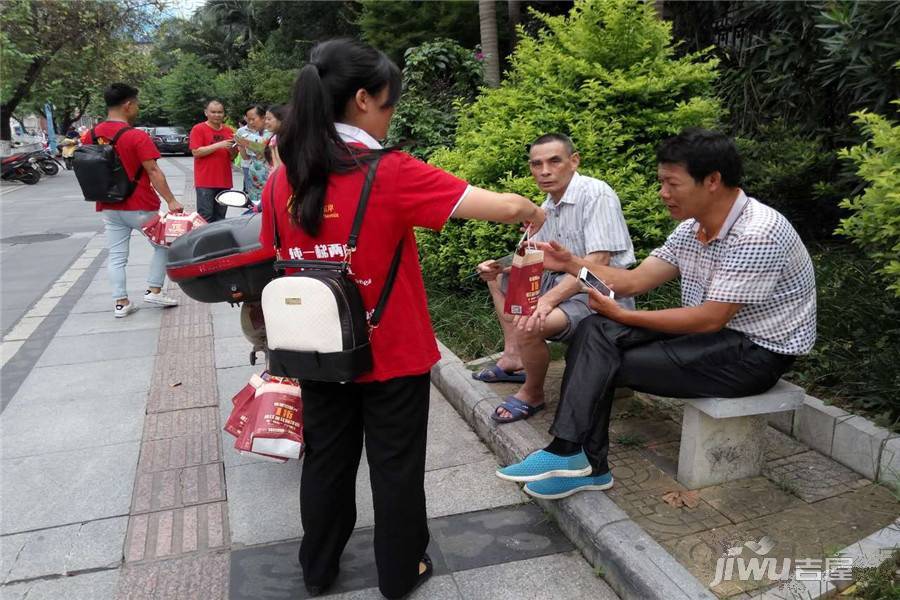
[578,266,615,299]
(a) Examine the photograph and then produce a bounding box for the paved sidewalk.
[0,160,620,599]
[466,353,900,599]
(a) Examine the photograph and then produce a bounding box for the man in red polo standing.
[189,100,237,222]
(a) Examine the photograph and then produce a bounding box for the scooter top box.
[166,212,276,304]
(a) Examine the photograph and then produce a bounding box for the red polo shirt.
[80,122,161,212]
[259,150,468,382]
[189,122,234,188]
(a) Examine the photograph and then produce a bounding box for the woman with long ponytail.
[261,39,544,599]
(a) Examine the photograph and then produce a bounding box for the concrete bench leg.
[677,404,768,489]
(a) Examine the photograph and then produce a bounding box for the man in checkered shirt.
[473,133,635,425]
[495,128,816,500]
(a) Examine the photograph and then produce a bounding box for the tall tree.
[0,0,163,142]
[357,0,478,65]
[507,0,522,51]
[479,0,501,87]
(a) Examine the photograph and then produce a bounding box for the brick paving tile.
[156,303,211,328]
[607,447,682,494]
[764,450,870,503]
[137,432,222,473]
[699,476,805,524]
[132,463,225,513]
[143,407,219,440]
[124,502,229,563]
[116,551,229,600]
[661,484,899,598]
[158,321,214,342]
[764,426,809,462]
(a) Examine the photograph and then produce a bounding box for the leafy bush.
[422,0,722,287]
[737,121,847,240]
[215,41,297,123]
[835,105,900,296]
[357,0,482,66]
[388,39,483,161]
[787,244,900,428]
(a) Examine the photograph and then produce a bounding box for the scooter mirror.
[215,190,250,208]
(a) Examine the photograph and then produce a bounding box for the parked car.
[149,126,190,155]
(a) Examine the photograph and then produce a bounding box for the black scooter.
[26,149,62,176]
[1,154,42,185]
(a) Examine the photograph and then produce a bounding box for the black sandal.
[400,553,433,599]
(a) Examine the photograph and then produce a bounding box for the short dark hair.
[656,128,742,187]
[104,83,138,108]
[529,133,576,156]
[205,99,224,109]
[245,104,266,118]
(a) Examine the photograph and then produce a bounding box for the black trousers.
[552,315,796,473]
[298,373,431,599]
[195,187,228,222]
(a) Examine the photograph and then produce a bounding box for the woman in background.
[264,104,285,171]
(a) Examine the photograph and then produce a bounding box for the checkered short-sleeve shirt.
[650,194,816,355]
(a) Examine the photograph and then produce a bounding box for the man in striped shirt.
[474,133,635,424]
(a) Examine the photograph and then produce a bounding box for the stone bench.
[677,380,805,489]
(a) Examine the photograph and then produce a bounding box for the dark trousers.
[298,373,431,599]
[195,187,228,222]
[552,315,796,473]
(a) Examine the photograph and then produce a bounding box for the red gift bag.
[249,377,304,460]
[141,211,208,247]
[503,243,544,316]
[224,372,267,438]
[225,372,287,463]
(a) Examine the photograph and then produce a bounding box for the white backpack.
[261,155,402,382]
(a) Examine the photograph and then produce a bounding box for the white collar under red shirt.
[334,123,382,150]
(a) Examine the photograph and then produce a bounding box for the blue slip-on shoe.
[496,449,591,483]
[523,472,614,500]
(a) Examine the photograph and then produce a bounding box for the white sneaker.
[143,290,179,307]
[114,302,138,318]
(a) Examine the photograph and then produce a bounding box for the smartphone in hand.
[578,266,615,299]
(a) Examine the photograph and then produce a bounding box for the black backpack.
[73,127,144,203]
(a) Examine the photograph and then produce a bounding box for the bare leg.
[486,278,523,372]
[495,308,569,419]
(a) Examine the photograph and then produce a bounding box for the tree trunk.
[508,0,521,52]
[0,54,53,141]
[479,0,501,88]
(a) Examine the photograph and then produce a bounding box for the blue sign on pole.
[44,102,56,151]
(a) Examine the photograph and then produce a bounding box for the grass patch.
[852,550,900,599]
[426,283,503,361]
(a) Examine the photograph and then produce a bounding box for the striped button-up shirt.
[650,192,817,355]
[530,172,635,269]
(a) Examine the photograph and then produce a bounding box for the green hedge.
[421,0,722,287]
[836,103,900,297]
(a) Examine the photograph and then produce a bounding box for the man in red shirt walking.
[189,100,237,222]
[85,83,184,318]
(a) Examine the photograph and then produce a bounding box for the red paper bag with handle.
[141,211,208,247]
[503,243,544,316]
[249,377,304,460]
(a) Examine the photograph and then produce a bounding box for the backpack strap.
[370,239,403,328]
[346,155,382,251]
[108,126,145,187]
